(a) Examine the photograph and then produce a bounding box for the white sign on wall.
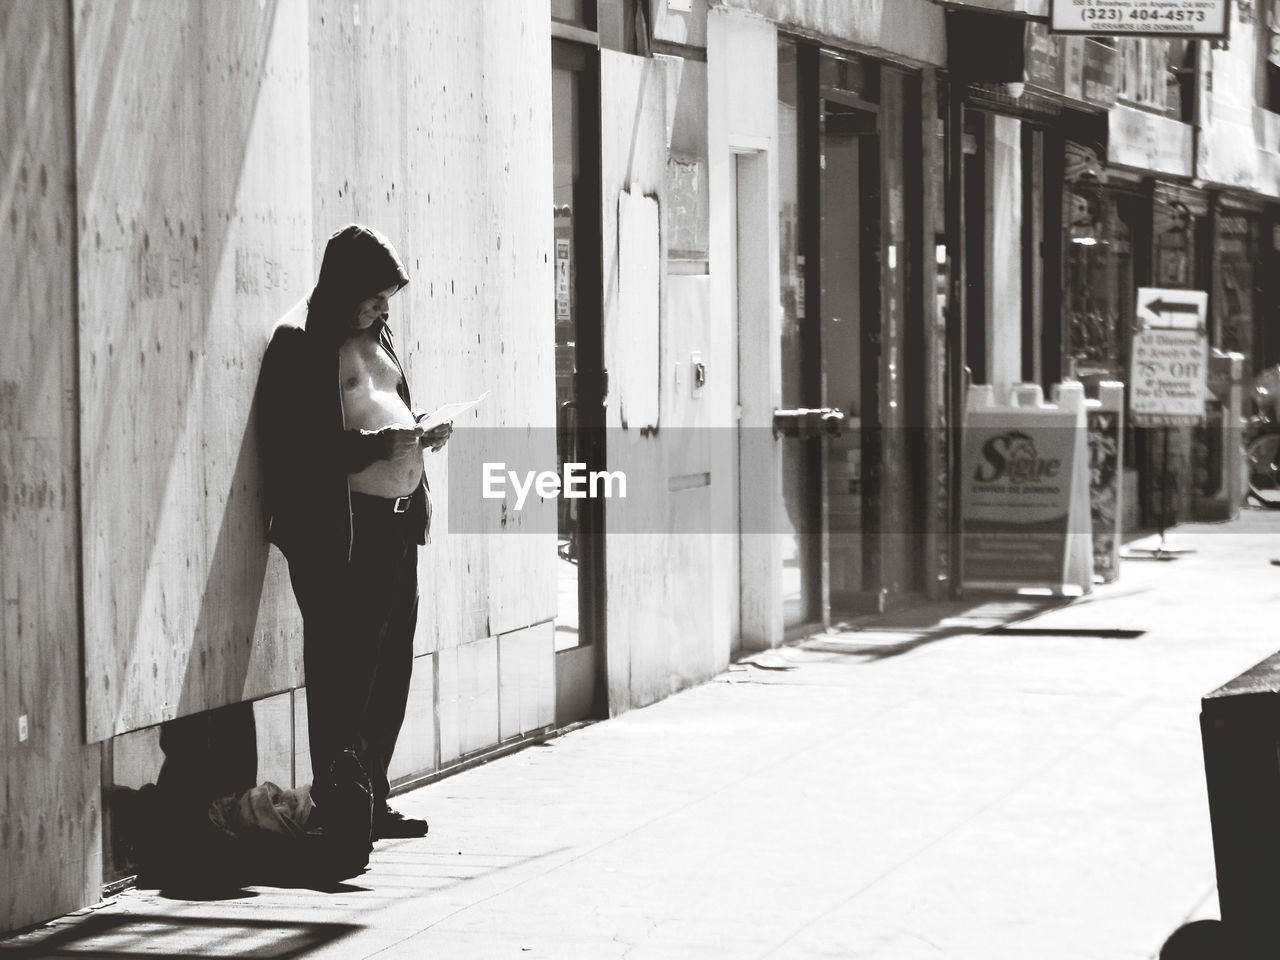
[1050,0,1230,38]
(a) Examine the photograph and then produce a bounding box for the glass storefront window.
[1215,210,1259,374]
[1116,38,1187,119]
[552,65,579,411]
[1062,183,1138,383]
[777,40,805,410]
[818,52,877,104]
[552,55,581,650]
[1153,193,1198,289]
[775,38,818,625]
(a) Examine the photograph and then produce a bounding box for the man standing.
[259,224,449,843]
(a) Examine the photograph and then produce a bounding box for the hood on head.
[306,224,409,338]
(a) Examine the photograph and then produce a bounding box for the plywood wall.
[306,0,557,653]
[601,51,720,713]
[77,0,557,740]
[76,0,312,740]
[1,0,102,930]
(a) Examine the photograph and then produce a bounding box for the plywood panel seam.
[493,615,556,638]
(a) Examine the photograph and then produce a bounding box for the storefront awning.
[930,0,1049,19]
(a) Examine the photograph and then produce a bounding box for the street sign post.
[1050,0,1230,39]
[1131,287,1208,429]
[1126,287,1210,560]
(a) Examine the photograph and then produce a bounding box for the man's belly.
[344,387,424,497]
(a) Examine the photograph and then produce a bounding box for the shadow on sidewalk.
[796,595,1069,664]
[0,913,362,960]
[109,703,375,899]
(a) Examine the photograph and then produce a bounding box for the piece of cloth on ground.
[208,782,314,841]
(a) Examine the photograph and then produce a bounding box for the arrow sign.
[1145,298,1199,318]
[1135,287,1207,331]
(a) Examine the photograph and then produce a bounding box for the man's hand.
[369,424,425,460]
[421,421,452,452]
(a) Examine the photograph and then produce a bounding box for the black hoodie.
[258,225,426,564]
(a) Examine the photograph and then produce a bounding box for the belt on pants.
[351,490,418,515]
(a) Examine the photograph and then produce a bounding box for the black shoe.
[372,806,429,840]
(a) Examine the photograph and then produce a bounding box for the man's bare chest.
[339,337,402,395]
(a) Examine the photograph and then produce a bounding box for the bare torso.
[339,332,424,496]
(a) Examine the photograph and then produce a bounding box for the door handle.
[772,407,846,439]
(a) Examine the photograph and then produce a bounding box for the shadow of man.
[111,702,258,897]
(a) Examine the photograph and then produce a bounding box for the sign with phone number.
[1050,0,1229,37]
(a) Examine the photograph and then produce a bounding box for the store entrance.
[820,96,882,607]
[779,44,927,620]
[551,39,605,725]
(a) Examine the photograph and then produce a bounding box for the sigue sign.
[1050,0,1230,39]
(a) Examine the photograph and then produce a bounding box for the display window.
[1214,209,1260,375]
[1062,176,1140,384]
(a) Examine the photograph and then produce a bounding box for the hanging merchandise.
[1080,383,1126,583]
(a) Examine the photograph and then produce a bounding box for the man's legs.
[359,541,418,807]
[289,510,423,838]
[290,538,396,807]
[292,558,363,801]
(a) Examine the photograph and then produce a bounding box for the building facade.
[3,0,1277,935]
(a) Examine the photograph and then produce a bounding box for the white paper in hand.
[416,391,488,432]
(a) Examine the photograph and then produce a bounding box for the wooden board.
[308,0,556,653]
[307,0,487,656]
[437,637,500,765]
[498,622,556,742]
[386,652,437,786]
[477,1,559,639]
[76,0,311,740]
[291,688,312,788]
[252,693,294,789]
[601,51,670,713]
[600,52,720,712]
[1,0,102,931]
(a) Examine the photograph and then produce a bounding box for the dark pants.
[288,495,421,808]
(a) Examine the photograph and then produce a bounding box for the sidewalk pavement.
[6,508,1280,960]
